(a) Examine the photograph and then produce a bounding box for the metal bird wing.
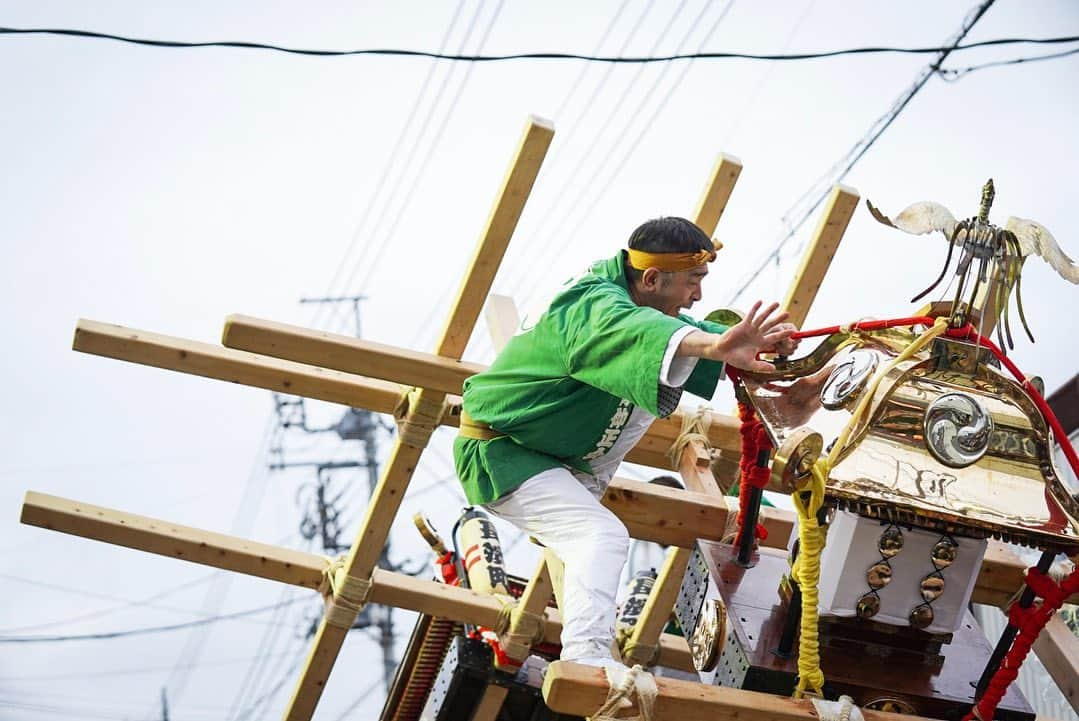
[866,199,958,241]
[1005,216,1079,284]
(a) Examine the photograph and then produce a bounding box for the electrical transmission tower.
[268,295,402,693]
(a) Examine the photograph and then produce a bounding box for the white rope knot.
[320,555,373,629]
[394,387,445,448]
[666,404,712,469]
[810,695,864,721]
[591,664,657,721]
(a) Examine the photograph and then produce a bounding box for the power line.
[231,643,310,721]
[513,0,737,315]
[725,0,998,307]
[939,45,1079,80]
[2,26,1077,62]
[0,650,299,683]
[224,585,304,721]
[495,0,693,312]
[0,571,222,634]
[406,0,653,352]
[343,0,505,318]
[329,678,386,721]
[308,0,468,332]
[155,414,279,713]
[0,597,306,643]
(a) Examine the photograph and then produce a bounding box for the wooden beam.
[602,477,793,551]
[74,318,739,470]
[624,547,692,666]
[678,439,722,495]
[692,154,743,236]
[986,545,1079,716]
[73,319,404,414]
[284,116,555,721]
[438,116,555,359]
[651,410,742,455]
[543,549,567,620]
[34,470,1045,626]
[602,478,1078,608]
[542,660,942,721]
[503,556,554,661]
[1033,615,1079,716]
[781,184,859,329]
[222,315,483,395]
[623,408,728,664]
[18,490,697,672]
[20,491,326,589]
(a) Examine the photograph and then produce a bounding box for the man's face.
[652,265,708,317]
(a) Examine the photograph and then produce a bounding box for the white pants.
[484,466,630,661]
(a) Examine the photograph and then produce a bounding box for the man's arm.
[675,301,796,373]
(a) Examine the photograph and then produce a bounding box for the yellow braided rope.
[791,463,827,698]
[790,318,948,698]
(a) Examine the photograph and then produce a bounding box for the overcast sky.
[2,2,1078,720]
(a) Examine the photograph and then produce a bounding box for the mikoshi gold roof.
[738,325,1079,552]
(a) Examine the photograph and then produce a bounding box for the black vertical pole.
[736,447,771,566]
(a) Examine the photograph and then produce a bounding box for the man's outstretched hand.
[716,301,796,372]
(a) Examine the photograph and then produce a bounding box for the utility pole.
[270,295,399,693]
[160,687,169,721]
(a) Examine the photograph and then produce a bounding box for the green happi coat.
[453,251,728,506]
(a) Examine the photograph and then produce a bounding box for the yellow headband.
[626,239,723,272]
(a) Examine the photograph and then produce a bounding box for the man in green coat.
[454,216,796,668]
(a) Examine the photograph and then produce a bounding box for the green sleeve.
[683,318,728,400]
[561,286,690,416]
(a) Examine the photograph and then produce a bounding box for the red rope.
[781,314,1079,478]
[944,325,1079,479]
[964,566,1079,721]
[791,316,936,340]
[731,316,1079,721]
[733,401,772,548]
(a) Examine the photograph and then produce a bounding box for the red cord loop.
[733,401,773,548]
[965,566,1079,721]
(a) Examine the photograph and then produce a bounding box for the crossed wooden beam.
[17,114,1076,720]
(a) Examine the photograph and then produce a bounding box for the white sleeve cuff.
[660,326,699,387]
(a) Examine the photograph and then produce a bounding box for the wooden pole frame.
[18,490,697,671]
[278,116,555,720]
[22,116,1076,721]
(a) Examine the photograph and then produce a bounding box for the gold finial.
[978,178,995,224]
